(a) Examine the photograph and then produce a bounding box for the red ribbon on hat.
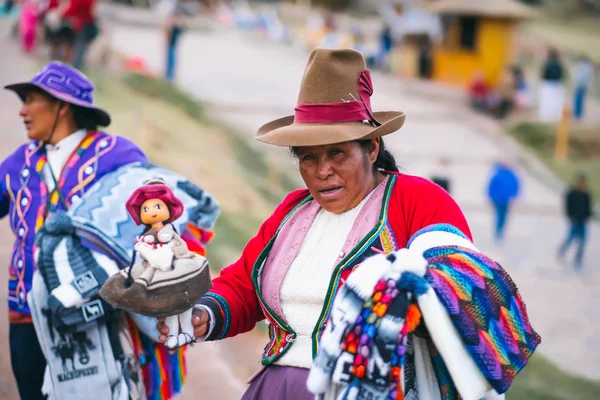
[294,70,381,126]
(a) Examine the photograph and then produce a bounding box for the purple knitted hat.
[4,61,111,127]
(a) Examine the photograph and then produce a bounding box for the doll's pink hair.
[125,178,184,225]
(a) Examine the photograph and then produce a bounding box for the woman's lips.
[318,187,343,198]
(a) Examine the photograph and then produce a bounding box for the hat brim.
[256,111,406,147]
[4,82,111,127]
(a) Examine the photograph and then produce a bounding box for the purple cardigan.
[0,131,147,317]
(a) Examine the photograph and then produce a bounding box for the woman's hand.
[156,307,210,343]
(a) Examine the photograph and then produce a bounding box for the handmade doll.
[100,178,212,349]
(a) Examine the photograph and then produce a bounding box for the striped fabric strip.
[201,293,231,340]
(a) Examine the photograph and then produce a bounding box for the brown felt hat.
[256,48,406,147]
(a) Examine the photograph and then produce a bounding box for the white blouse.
[275,191,374,369]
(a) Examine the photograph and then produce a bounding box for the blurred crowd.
[430,158,593,271]
[468,47,596,122]
[1,0,99,69]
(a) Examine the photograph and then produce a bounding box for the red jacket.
[199,173,472,347]
[62,0,95,32]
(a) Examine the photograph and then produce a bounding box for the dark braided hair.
[357,138,399,173]
[124,225,153,287]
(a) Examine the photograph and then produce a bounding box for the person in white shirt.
[573,55,595,120]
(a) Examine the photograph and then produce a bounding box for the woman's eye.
[302,154,315,161]
[330,149,343,157]
[155,204,162,210]
[143,207,149,212]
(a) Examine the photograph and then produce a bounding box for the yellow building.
[423,0,536,87]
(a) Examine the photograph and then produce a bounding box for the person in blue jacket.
[487,160,520,244]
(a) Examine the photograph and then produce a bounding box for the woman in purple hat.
[0,61,147,400]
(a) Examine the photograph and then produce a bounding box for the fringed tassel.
[127,316,187,400]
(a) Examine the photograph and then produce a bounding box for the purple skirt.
[241,365,313,400]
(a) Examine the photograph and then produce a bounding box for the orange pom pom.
[348,343,357,354]
[406,304,422,332]
[376,303,388,317]
[356,365,365,378]
[373,292,382,302]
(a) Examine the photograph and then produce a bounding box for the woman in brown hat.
[156,49,538,399]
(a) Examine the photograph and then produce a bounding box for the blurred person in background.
[558,173,593,271]
[163,1,184,82]
[64,0,98,69]
[18,0,38,53]
[572,55,595,120]
[468,70,489,113]
[52,0,98,69]
[418,40,433,79]
[487,160,520,244]
[38,0,61,59]
[157,0,197,82]
[493,67,515,119]
[377,24,393,72]
[538,47,565,122]
[430,157,451,194]
[512,65,532,111]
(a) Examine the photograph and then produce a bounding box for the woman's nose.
[19,104,27,118]
[315,160,334,180]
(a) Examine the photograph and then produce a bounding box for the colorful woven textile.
[424,243,541,393]
[310,223,540,399]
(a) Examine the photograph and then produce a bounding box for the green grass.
[509,353,600,399]
[507,121,600,200]
[123,73,205,119]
